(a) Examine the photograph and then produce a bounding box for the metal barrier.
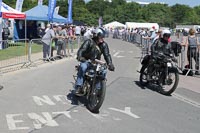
[0,34,84,73]
[0,39,30,70]
[122,32,200,76]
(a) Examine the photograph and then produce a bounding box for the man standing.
[41,25,57,61]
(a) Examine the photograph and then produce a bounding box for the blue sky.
[132,0,200,7]
[135,0,200,7]
[85,0,200,7]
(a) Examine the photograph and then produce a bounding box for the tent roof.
[0,2,26,19]
[25,5,67,23]
[125,22,159,29]
[104,21,125,28]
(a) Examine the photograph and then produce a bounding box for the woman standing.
[186,28,200,75]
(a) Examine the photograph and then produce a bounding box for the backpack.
[171,41,182,56]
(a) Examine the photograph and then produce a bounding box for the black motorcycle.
[139,53,179,95]
[74,59,107,113]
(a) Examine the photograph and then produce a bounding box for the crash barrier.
[122,33,200,76]
[0,36,83,72]
[0,39,29,70]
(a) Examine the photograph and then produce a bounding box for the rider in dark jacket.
[75,27,115,95]
[151,29,173,57]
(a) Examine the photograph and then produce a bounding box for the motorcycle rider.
[74,27,115,95]
[151,29,173,57]
[147,29,175,80]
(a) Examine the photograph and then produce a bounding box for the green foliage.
[3,0,200,28]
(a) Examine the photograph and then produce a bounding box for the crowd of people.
[40,24,111,61]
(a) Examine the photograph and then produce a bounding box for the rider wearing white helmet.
[151,29,173,56]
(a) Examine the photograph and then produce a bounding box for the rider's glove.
[108,63,115,71]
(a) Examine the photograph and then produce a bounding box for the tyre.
[86,80,106,113]
[139,65,149,86]
[159,71,179,96]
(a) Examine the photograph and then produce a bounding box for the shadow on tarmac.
[134,80,172,96]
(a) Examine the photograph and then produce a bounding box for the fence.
[0,39,29,71]
[0,36,83,73]
[120,32,200,76]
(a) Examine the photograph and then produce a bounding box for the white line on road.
[109,107,140,119]
[113,51,125,58]
[172,93,200,108]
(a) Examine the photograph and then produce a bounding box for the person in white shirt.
[83,28,93,41]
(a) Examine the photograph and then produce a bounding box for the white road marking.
[109,107,140,119]
[87,111,105,121]
[6,114,29,130]
[53,95,71,104]
[113,51,125,58]
[52,111,72,119]
[172,93,200,108]
[28,112,59,129]
[32,95,56,106]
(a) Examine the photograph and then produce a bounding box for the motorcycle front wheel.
[159,71,179,96]
[86,80,106,113]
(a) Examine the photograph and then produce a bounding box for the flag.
[48,0,57,22]
[38,0,43,5]
[98,16,103,27]
[15,0,24,12]
[67,0,73,23]
[54,6,60,14]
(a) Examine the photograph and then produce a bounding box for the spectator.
[185,28,200,75]
[45,24,51,33]
[41,25,57,61]
[56,26,65,57]
[68,25,76,55]
[75,25,81,48]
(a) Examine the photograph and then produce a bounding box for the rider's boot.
[74,86,83,96]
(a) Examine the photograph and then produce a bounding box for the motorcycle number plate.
[167,62,172,67]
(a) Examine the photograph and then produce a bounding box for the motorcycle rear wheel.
[139,65,149,86]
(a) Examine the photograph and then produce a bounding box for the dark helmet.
[93,27,106,38]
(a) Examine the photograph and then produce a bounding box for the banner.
[67,0,73,23]
[38,0,43,5]
[48,0,57,22]
[15,0,24,12]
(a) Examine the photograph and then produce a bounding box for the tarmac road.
[0,37,200,133]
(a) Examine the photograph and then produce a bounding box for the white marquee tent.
[125,22,159,29]
[104,21,125,29]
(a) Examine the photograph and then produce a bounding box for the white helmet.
[161,29,171,38]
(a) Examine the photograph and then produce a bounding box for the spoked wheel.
[139,65,149,86]
[159,71,179,96]
[86,80,106,113]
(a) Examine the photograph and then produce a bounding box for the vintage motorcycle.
[139,53,179,95]
[74,59,107,113]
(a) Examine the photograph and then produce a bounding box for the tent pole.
[25,19,27,40]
